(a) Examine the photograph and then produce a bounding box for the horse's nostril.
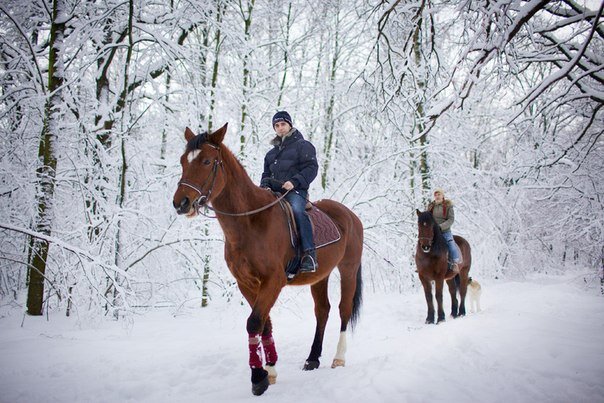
[174,197,190,213]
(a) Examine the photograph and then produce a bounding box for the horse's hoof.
[264,365,277,385]
[331,359,345,368]
[251,368,269,396]
[251,377,269,396]
[303,360,320,370]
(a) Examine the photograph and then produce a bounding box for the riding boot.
[444,262,460,280]
[299,249,318,273]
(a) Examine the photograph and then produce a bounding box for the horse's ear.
[416,209,421,216]
[209,123,228,145]
[184,127,195,142]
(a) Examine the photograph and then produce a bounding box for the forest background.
[0,0,602,318]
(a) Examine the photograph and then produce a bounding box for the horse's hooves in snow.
[331,359,345,368]
[251,377,269,396]
[264,365,277,385]
[251,368,269,396]
[303,360,320,370]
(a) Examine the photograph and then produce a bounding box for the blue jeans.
[285,190,315,252]
[442,230,461,264]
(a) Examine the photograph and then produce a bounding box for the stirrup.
[299,253,317,273]
[445,262,460,280]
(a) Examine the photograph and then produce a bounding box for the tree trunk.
[160,0,175,163]
[276,3,292,107]
[106,0,134,316]
[27,0,65,315]
[87,12,127,241]
[201,223,211,307]
[207,1,225,133]
[239,0,256,154]
[411,6,431,206]
[321,9,340,190]
[308,28,325,142]
[160,72,171,163]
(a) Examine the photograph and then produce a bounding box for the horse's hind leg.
[331,262,361,369]
[447,278,459,317]
[304,277,330,370]
[458,270,469,316]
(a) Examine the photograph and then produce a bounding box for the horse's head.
[416,209,436,253]
[173,123,228,217]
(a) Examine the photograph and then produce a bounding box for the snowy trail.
[1,275,603,403]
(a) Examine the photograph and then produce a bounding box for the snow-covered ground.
[1,273,603,403]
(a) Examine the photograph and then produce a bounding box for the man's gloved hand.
[260,177,271,189]
[260,178,285,192]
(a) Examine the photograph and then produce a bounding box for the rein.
[178,146,291,218]
[204,190,291,217]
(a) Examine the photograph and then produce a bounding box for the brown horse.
[415,209,471,324]
[173,124,363,396]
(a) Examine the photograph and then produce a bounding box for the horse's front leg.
[435,279,446,323]
[420,277,435,324]
[244,280,282,396]
[261,317,278,384]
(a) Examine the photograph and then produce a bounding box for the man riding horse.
[260,111,318,275]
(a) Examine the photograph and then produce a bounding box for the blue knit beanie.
[272,111,292,128]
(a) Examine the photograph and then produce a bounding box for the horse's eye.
[203,159,211,165]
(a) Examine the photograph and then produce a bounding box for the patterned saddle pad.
[308,205,341,249]
[281,201,341,250]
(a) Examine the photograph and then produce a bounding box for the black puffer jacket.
[261,129,318,191]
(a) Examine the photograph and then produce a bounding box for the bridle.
[418,225,434,250]
[418,235,433,244]
[177,145,290,217]
[178,157,222,213]
[417,213,439,252]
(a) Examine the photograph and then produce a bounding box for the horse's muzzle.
[174,197,191,215]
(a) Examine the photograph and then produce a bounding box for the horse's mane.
[186,132,210,153]
[186,131,253,184]
[418,210,447,256]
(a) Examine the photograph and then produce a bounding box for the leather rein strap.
[205,189,291,217]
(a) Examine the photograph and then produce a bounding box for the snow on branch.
[515,0,604,109]
[0,222,131,279]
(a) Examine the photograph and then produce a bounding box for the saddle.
[277,195,341,276]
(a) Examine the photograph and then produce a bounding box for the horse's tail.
[350,263,363,330]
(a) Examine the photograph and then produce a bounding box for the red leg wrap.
[248,333,263,369]
[261,335,278,365]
